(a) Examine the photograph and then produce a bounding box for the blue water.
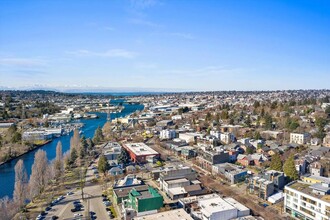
[0,102,144,199]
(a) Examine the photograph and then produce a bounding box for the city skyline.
[1,0,330,91]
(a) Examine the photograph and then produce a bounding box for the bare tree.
[70,129,80,151]
[54,141,63,179]
[29,150,48,199]
[13,159,28,210]
[0,196,17,220]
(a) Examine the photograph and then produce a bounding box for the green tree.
[246,147,254,154]
[325,106,330,114]
[117,148,129,165]
[245,116,251,127]
[254,131,261,140]
[86,138,94,152]
[11,132,21,143]
[270,153,283,171]
[283,154,299,182]
[98,155,110,175]
[93,126,104,144]
[70,148,78,165]
[253,101,260,109]
[79,136,88,159]
[264,113,273,130]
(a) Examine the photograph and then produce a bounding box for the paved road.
[44,163,112,220]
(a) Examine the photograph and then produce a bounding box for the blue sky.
[0,0,329,91]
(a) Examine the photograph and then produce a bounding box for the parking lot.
[35,162,117,220]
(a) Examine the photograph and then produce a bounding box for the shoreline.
[0,140,52,167]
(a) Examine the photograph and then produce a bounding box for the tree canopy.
[98,155,110,175]
[283,154,299,182]
[270,153,283,171]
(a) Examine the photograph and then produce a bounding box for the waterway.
[0,102,144,199]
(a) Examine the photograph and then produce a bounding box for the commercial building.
[290,133,311,145]
[125,186,164,213]
[284,181,330,220]
[179,194,250,220]
[197,150,230,171]
[133,209,193,220]
[113,185,149,204]
[159,165,197,191]
[122,143,160,164]
[212,163,247,184]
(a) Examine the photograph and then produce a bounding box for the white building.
[284,181,330,220]
[172,115,183,120]
[290,133,311,145]
[210,130,221,139]
[160,129,176,140]
[220,132,235,144]
[194,194,250,220]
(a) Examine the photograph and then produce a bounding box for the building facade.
[284,181,330,220]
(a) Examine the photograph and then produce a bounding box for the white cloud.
[0,58,47,67]
[169,32,195,40]
[67,49,138,59]
[130,0,161,9]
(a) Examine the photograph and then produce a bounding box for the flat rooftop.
[166,178,189,184]
[124,143,159,156]
[199,196,236,217]
[134,208,193,220]
[286,181,330,203]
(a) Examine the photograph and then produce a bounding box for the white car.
[74,213,83,217]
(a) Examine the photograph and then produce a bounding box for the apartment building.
[247,176,275,200]
[290,133,311,145]
[159,129,176,140]
[284,181,330,220]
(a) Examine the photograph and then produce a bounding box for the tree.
[270,153,283,171]
[86,138,94,152]
[93,126,104,144]
[245,116,251,127]
[264,113,273,130]
[246,147,254,154]
[13,159,28,210]
[98,155,110,175]
[29,150,48,199]
[54,141,63,179]
[79,136,88,159]
[11,132,21,143]
[325,106,330,114]
[70,148,78,165]
[117,148,129,165]
[283,154,299,182]
[70,129,80,150]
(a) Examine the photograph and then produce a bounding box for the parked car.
[103,201,111,206]
[71,207,81,212]
[50,216,58,220]
[67,191,74,196]
[45,206,52,211]
[74,213,83,217]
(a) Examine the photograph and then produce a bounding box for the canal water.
[0,102,144,199]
